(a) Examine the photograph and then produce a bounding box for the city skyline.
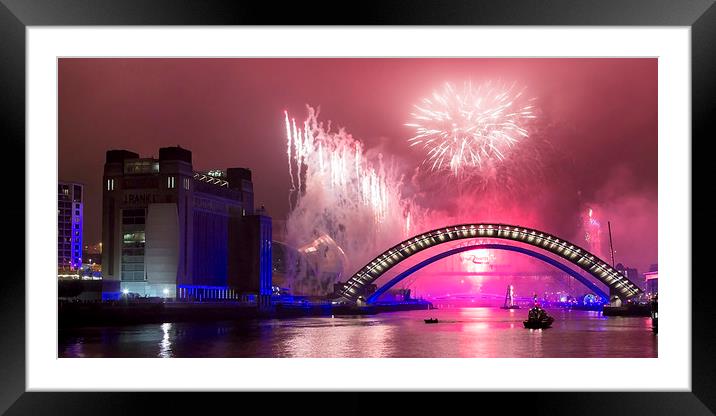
[59,58,657,273]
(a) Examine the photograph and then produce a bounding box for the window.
[167,176,176,189]
[124,159,160,174]
[121,208,145,279]
[121,209,146,282]
[122,209,146,225]
[106,178,115,191]
[183,177,190,190]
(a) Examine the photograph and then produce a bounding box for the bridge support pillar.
[609,286,623,307]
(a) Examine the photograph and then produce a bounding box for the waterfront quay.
[58,298,433,328]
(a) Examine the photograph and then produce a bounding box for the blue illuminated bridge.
[335,223,642,304]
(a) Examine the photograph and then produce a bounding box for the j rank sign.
[123,193,171,206]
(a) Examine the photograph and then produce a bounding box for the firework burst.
[284,107,398,224]
[407,80,536,177]
[283,106,413,294]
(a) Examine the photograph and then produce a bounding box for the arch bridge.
[335,224,642,304]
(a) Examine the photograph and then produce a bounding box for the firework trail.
[582,207,604,259]
[407,80,536,178]
[284,106,411,294]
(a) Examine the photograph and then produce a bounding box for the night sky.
[58,58,657,271]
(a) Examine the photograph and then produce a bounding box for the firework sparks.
[583,207,603,258]
[284,107,397,223]
[283,106,412,294]
[406,80,536,177]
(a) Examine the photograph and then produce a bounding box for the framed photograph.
[2,0,712,414]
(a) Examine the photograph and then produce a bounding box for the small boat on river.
[523,306,554,329]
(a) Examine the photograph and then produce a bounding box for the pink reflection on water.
[281,317,396,358]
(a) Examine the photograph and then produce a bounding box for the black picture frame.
[1,0,712,414]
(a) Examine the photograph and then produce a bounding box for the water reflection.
[158,323,173,358]
[275,316,395,357]
[62,336,85,358]
[59,308,657,358]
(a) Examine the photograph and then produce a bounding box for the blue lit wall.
[259,215,272,296]
[192,210,229,287]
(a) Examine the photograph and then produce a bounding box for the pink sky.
[59,58,657,272]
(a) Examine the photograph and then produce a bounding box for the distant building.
[101,146,271,300]
[82,242,102,267]
[80,243,102,279]
[616,263,640,289]
[611,263,641,305]
[58,181,83,276]
[644,269,658,298]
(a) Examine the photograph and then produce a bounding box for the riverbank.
[603,304,651,317]
[58,299,434,328]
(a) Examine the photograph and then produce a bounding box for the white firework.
[407,80,536,177]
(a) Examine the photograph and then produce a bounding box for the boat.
[523,306,554,329]
[500,284,521,310]
[424,318,439,324]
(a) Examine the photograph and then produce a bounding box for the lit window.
[167,176,176,189]
[183,177,190,190]
[106,179,115,191]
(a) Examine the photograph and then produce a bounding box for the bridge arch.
[337,223,642,303]
[366,243,609,303]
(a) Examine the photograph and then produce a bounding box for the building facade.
[644,264,658,299]
[101,146,271,300]
[58,181,83,276]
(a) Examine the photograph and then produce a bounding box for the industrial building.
[101,146,271,300]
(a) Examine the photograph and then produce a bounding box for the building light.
[167,176,176,189]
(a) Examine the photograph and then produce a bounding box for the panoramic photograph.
[57,58,658,358]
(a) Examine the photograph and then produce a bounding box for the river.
[58,307,656,358]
